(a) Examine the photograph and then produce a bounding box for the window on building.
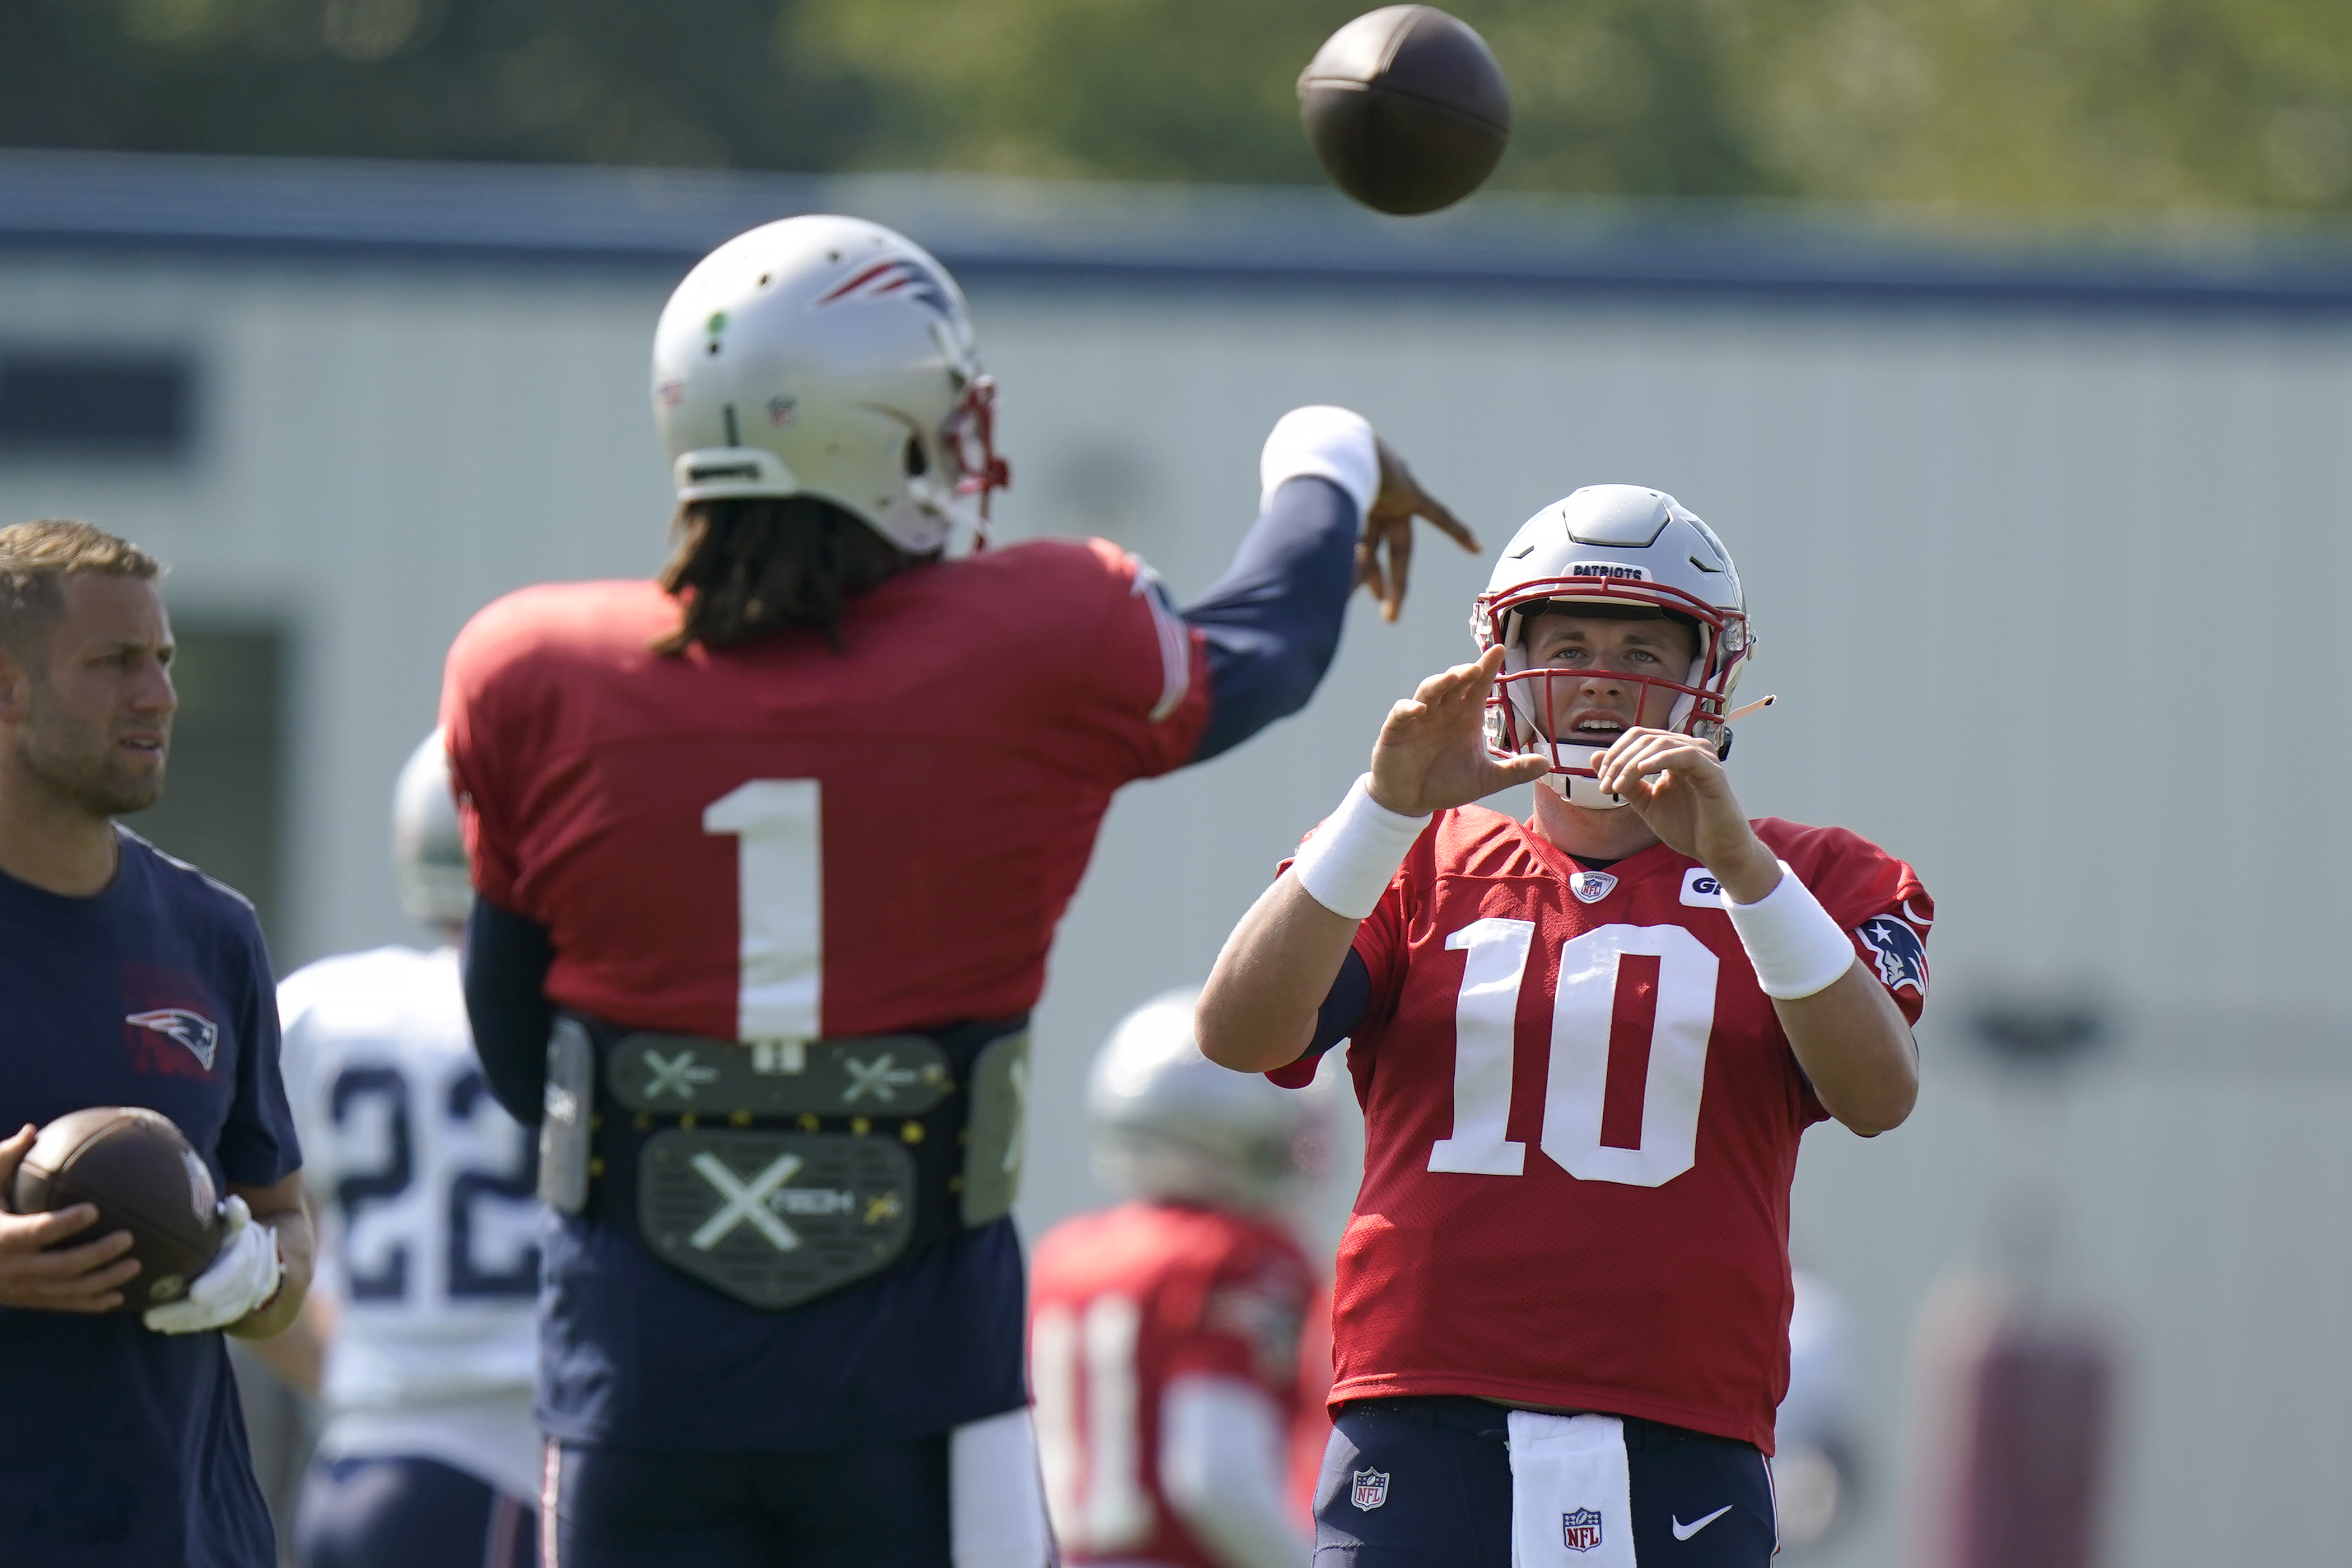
[0,351,193,454]
[131,624,287,963]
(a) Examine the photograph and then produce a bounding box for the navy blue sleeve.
[464,897,556,1126]
[218,912,301,1188]
[1182,475,1361,763]
[1298,947,1371,1065]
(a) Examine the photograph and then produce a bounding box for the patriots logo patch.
[814,256,958,321]
[127,1008,220,1071]
[1855,916,1929,996]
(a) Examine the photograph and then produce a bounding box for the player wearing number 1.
[440,214,1476,1567]
[1198,486,1931,1567]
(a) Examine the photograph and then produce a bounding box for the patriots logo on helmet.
[1855,916,1929,996]
[814,256,959,321]
[126,1008,220,1071]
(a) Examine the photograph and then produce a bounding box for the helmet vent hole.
[903,435,928,478]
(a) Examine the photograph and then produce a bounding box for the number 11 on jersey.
[704,780,822,1043]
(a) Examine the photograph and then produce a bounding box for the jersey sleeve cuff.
[1259,405,1378,524]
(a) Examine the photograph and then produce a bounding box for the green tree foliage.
[1,0,874,168]
[5,0,2350,210]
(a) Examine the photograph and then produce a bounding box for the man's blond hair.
[0,520,164,662]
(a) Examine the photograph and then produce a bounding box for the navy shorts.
[295,1455,537,1568]
[545,1436,951,1568]
[1314,1397,1775,1567]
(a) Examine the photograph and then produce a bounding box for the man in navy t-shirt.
[0,520,314,1568]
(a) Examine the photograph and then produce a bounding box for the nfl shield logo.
[1350,1468,1390,1511]
[1569,870,1617,904]
[1562,1508,1603,1552]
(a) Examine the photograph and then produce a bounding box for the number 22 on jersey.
[1429,920,1719,1188]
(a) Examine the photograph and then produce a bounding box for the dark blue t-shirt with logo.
[0,829,301,1568]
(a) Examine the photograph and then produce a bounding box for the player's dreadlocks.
[655,496,922,655]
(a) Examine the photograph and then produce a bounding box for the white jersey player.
[272,732,542,1568]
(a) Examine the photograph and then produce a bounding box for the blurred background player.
[442,213,1478,1567]
[1774,1270,1862,1558]
[1030,989,1326,1568]
[255,731,540,1568]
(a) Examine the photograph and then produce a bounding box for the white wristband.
[1290,774,1429,921]
[1723,860,1856,1000]
[1258,406,1378,521]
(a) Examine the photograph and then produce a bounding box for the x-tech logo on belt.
[688,1150,805,1252]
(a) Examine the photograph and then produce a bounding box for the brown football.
[10,1107,224,1315]
[1299,6,1512,216]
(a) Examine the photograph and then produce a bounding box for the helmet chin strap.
[1544,740,1630,810]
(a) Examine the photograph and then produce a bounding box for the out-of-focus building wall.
[4,152,2350,1567]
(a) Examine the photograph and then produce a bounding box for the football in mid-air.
[1298,6,1511,216]
[10,1107,224,1315]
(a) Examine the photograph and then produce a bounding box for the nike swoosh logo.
[1672,1505,1733,1541]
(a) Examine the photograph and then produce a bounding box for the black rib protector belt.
[564,1011,1029,1310]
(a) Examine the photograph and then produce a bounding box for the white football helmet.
[391,729,472,930]
[1089,989,1323,1212]
[650,214,1010,555]
[1474,485,1752,809]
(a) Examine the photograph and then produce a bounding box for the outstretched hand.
[1369,646,1551,816]
[1590,729,1779,902]
[1357,437,1480,623]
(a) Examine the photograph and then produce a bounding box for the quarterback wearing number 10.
[439,216,1476,1566]
[1199,487,1931,1568]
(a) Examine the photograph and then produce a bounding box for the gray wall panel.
[2,243,2344,1567]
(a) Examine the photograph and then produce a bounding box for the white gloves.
[144,1195,282,1334]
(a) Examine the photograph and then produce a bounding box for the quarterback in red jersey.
[441,214,1477,1568]
[1030,990,1323,1568]
[1198,484,1928,1568]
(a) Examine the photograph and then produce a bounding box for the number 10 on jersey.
[1431,920,1719,1188]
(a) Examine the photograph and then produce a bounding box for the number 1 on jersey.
[704,780,822,1042]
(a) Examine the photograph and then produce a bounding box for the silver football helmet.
[651,214,1009,555]
[391,729,471,931]
[1089,988,1323,1212]
[1474,485,1752,809]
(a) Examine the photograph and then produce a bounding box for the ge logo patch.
[1855,915,1929,996]
[1679,868,1724,908]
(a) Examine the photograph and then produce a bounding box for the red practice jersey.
[441,540,1207,1039]
[1031,1202,1317,1568]
[1272,809,1930,1452]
